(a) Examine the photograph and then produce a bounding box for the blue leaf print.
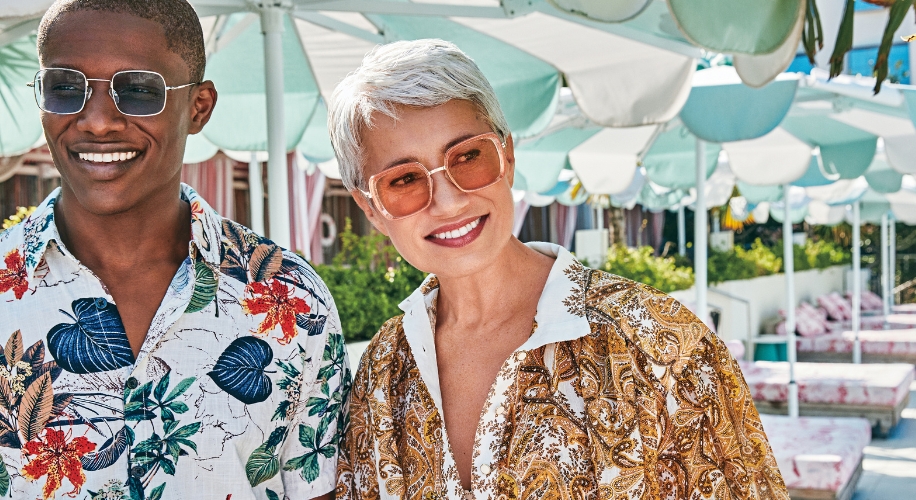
[47,297,134,374]
[207,337,273,405]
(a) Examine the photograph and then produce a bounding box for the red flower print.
[242,279,310,344]
[190,200,205,220]
[0,249,28,299]
[22,428,96,499]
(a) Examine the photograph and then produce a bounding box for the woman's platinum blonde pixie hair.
[328,39,510,191]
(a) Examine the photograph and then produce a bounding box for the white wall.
[670,266,847,344]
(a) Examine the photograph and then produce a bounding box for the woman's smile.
[426,215,488,248]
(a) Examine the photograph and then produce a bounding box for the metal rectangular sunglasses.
[359,132,507,220]
[28,68,198,117]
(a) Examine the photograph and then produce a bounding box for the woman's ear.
[503,133,516,188]
[351,190,390,236]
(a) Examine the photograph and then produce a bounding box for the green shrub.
[313,220,426,343]
[601,245,694,292]
[707,239,782,284]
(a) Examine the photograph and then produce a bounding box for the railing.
[708,287,753,361]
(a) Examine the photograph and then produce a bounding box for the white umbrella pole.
[881,212,890,318]
[891,213,897,307]
[782,184,798,418]
[261,6,291,249]
[248,152,265,235]
[595,205,603,231]
[853,201,862,364]
[677,204,686,256]
[694,139,708,326]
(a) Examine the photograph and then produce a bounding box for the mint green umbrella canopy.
[515,127,600,193]
[0,35,40,157]
[204,14,320,152]
[781,116,877,180]
[665,0,803,55]
[642,124,718,189]
[679,69,798,143]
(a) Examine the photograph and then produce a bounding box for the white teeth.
[78,151,139,163]
[433,217,481,240]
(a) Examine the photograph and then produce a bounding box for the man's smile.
[76,151,139,163]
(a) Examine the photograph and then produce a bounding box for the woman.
[331,39,788,500]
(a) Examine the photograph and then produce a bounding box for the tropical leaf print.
[81,425,134,471]
[207,337,273,405]
[22,428,96,499]
[220,220,283,285]
[0,459,8,496]
[296,313,327,337]
[249,244,283,283]
[283,420,335,483]
[245,426,287,486]
[4,329,22,367]
[18,372,53,443]
[0,248,28,299]
[242,280,310,345]
[185,261,217,314]
[0,332,66,452]
[47,297,134,374]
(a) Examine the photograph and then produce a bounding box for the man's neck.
[54,183,193,275]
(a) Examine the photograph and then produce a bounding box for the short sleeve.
[278,290,352,499]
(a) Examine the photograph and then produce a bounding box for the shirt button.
[130,465,145,478]
[125,377,139,390]
[495,405,505,416]
[517,351,527,361]
[94,297,108,309]
[480,464,491,475]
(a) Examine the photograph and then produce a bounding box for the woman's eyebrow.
[381,133,479,170]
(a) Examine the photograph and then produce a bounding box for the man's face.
[39,11,215,216]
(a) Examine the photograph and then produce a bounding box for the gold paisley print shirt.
[337,243,788,499]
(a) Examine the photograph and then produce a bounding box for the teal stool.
[754,341,788,361]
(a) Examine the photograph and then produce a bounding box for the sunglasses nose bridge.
[108,87,120,105]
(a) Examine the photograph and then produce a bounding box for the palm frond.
[803,0,824,64]
[829,0,856,78]
[873,0,915,93]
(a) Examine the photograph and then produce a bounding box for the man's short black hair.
[37,0,206,82]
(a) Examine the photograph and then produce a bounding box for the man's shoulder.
[214,217,327,292]
[0,221,25,254]
[583,269,714,370]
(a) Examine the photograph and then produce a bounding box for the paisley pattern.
[337,243,788,500]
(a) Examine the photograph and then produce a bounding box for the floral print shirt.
[0,184,350,500]
[337,243,788,499]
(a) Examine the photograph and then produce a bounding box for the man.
[0,1,347,499]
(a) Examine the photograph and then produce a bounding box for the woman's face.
[353,99,517,278]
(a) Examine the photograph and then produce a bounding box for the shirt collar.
[18,183,223,280]
[398,242,592,350]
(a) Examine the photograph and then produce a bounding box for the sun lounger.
[893,303,916,314]
[740,360,913,436]
[795,327,916,364]
[761,414,870,500]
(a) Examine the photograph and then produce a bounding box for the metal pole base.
[853,340,862,364]
[788,382,799,418]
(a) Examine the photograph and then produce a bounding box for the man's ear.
[188,81,217,134]
[503,133,516,188]
[351,189,390,236]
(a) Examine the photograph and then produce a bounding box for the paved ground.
[346,340,916,499]
[853,381,916,499]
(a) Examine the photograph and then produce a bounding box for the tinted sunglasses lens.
[446,137,503,191]
[112,71,167,116]
[373,164,431,218]
[36,69,86,114]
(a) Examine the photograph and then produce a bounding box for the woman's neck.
[434,238,555,331]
